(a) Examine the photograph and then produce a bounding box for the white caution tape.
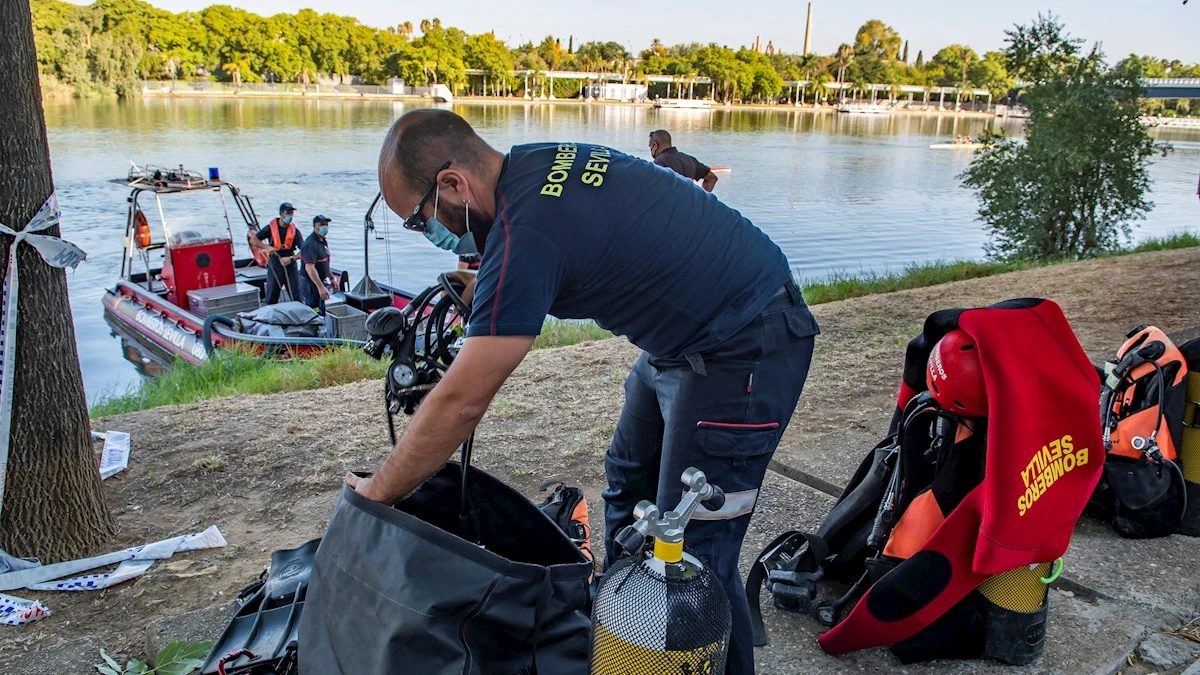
[0,592,50,626]
[98,430,130,480]
[0,193,87,520]
[0,525,226,592]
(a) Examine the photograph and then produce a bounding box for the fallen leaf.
[162,560,196,572]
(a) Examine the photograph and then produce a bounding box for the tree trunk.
[0,0,116,561]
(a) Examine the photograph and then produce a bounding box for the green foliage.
[961,14,1171,262]
[29,2,1198,103]
[95,641,213,675]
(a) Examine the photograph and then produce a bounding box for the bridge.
[1144,78,1200,98]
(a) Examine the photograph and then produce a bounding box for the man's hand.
[701,170,718,192]
[319,286,332,301]
[345,473,388,503]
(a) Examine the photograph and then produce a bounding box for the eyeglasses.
[402,161,452,232]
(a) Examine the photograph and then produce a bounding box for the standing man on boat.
[300,215,334,312]
[347,109,819,675]
[250,202,303,304]
[648,129,719,192]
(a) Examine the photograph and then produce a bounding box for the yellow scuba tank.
[590,468,731,675]
[1180,367,1200,535]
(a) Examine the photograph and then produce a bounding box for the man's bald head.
[379,109,494,191]
[649,130,672,147]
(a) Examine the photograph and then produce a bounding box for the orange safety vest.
[251,218,297,267]
[269,218,298,250]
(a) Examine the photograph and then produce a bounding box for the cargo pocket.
[693,421,780,521]
[785,306,820,339]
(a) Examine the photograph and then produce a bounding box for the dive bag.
[748,298,1101,664]
[298,466,593,675]
[1092,326,1200,538]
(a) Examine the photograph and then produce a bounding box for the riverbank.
[89,232,1200,416]
[135,86,999,117]
[4,245,1199,672]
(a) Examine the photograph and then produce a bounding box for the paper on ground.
[98,430,130,480]
[0,592,50,626]
[0,525,226,592]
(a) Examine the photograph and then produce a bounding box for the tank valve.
[616,467,725,562]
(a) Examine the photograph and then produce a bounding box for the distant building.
[587,82,648,102]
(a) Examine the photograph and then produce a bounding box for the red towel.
[820,299,1102,655]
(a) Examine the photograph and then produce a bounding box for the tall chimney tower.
[803,3,813,56]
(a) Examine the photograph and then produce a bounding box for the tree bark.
[0,0,116,561]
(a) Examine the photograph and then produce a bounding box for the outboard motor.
[590,468,732,675]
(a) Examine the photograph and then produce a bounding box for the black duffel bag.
[298,462,593,675]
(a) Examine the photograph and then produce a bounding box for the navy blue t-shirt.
[467,143,794,358]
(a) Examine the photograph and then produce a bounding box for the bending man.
[349,110,818,674]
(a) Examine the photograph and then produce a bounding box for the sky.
[118,0,1200,64]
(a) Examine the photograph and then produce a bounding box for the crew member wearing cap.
[301,215,334,311]
[250,202,303,304]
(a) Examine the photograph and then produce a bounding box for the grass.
[799,230,1200,305]
[91,346,387,418]
[92,232,1199,417]
[533,318,615,349]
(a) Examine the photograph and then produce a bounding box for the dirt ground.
[2,246,1198,669]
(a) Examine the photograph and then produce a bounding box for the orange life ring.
[134,210,152,248]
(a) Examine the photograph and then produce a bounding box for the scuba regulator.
[590,468,732,675]
[363,273,472,443]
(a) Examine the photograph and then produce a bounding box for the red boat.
[102,165,414,367]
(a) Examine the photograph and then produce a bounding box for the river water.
[40,98,1200,402]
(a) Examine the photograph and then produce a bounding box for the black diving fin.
[200,538,320,675]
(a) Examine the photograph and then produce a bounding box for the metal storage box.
[325,303,368,341]
[187,283,261,319]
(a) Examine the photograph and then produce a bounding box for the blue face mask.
[317,225,329,237]
[282,214,294,225]
[422,187,478,256]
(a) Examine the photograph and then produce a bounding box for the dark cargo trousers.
[602,281,818,675]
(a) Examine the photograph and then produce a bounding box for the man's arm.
[700,170,718,192]
[304,261,330,299]
[347,334,536,504]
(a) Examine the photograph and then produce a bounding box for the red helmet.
[926,329,988,418]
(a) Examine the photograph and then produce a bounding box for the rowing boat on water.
[929,143,986,150]
[711,166,731,175]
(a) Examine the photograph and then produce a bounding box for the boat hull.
[102,278,414,366]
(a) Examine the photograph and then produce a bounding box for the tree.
[914,50,924,69]
[961,15,1169,262]
[902,40,909,63]
[854,20,901,62]
[0,0,116,561]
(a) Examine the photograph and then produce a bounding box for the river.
[39,97,1200,402]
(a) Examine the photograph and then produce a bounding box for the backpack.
[747,298,1102,664]
[536,481,595,573]
[1092,325,1200,537]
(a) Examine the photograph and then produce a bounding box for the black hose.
[201,314,237,356]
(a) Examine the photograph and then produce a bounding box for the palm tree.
[397,22,413,38]
[835,43,854,100]
[419,19,431,34]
